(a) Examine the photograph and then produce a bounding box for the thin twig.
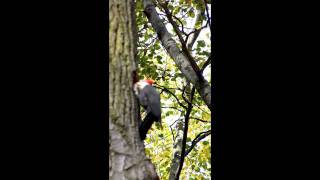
[184,130,211,157]
[154,84,188,109]
[200,53,212,74]
[204,0,211,29]
[161,3,186,44]
[190,117,209,123]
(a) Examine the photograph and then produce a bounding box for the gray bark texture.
[169,121,184,180]
[109,0,159,179]
[143,0,212,110]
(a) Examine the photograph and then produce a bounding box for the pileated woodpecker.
[133,79,161,140]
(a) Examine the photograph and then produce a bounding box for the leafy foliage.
[136,0,212,179]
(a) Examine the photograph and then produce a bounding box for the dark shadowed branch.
[175,86,196,180]
[184,130,211,157]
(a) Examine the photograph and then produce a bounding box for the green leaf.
[155,122,161,128]
[202,141,209,145]
[188,9,195,18]
[154,43,161,50]
[173,8,180,15]
[182,7,187,12]
[197,40,206,47]
[187,137,192,142]
[156,55,162,61]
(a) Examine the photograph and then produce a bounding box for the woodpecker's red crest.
[144,79,155,85]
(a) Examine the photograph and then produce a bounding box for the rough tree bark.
[109,0,159,179]
[169,120,184,180]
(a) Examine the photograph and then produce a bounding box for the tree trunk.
[109,0,159,179]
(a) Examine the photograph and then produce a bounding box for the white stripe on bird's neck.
[134,81,150,96]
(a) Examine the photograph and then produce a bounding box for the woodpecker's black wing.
[138,85,161,121]
[138,85,162,140]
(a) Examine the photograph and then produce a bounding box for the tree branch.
[187,8,206,50]
[190,117,209,123]
[168,119,184,180]
[175,86,196,180]
[154,84,188,109]
[204,0,211,29]
[160,2,186,45]
[184,130,211,157]
[171,15,189,36]
[200,53,212,74]
[161,3,203,77]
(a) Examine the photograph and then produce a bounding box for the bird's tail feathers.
[139,113,159,140]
